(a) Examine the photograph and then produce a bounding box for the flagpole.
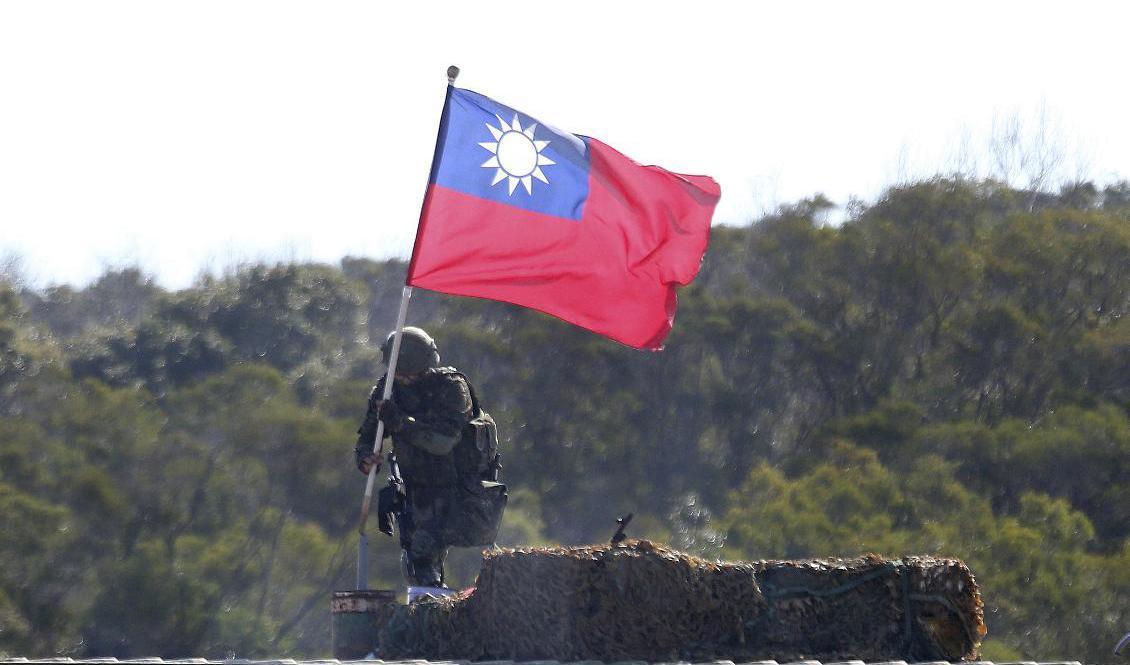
[355,65,459,590]
[355,284,412,589]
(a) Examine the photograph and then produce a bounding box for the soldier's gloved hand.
[356,451,381,475]
[378,399,411,433]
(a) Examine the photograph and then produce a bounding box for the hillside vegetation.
[1,178,1128,662]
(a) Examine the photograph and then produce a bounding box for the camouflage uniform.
[355,331,474,588]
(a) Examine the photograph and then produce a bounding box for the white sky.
[2,1,1129,289]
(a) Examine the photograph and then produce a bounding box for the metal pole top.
[447,65,460,85]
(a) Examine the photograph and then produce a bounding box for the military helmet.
[382,326,440,375]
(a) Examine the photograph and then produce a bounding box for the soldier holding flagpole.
[353,63,718,594]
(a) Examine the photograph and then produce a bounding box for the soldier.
[355,326,504,590]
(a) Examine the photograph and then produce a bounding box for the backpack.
[445,370,501,483]
[440,369,508,548]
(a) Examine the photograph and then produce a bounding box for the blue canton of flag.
[430,88,591,221]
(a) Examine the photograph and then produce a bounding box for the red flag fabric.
[407,86,720,350]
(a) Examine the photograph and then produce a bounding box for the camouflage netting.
[377,540,985,662]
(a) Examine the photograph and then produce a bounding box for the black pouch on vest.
[377,481,405,537]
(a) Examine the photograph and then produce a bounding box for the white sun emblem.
[478,114,555,195]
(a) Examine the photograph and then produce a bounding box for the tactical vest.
[387,368,464,486]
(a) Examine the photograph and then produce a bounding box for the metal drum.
[330,589,398,659]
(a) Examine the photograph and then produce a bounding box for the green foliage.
[0,178,1127,661]
[912,404,1130,544]
[0,483,83,654]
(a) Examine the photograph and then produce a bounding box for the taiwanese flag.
[407,86,720,350]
